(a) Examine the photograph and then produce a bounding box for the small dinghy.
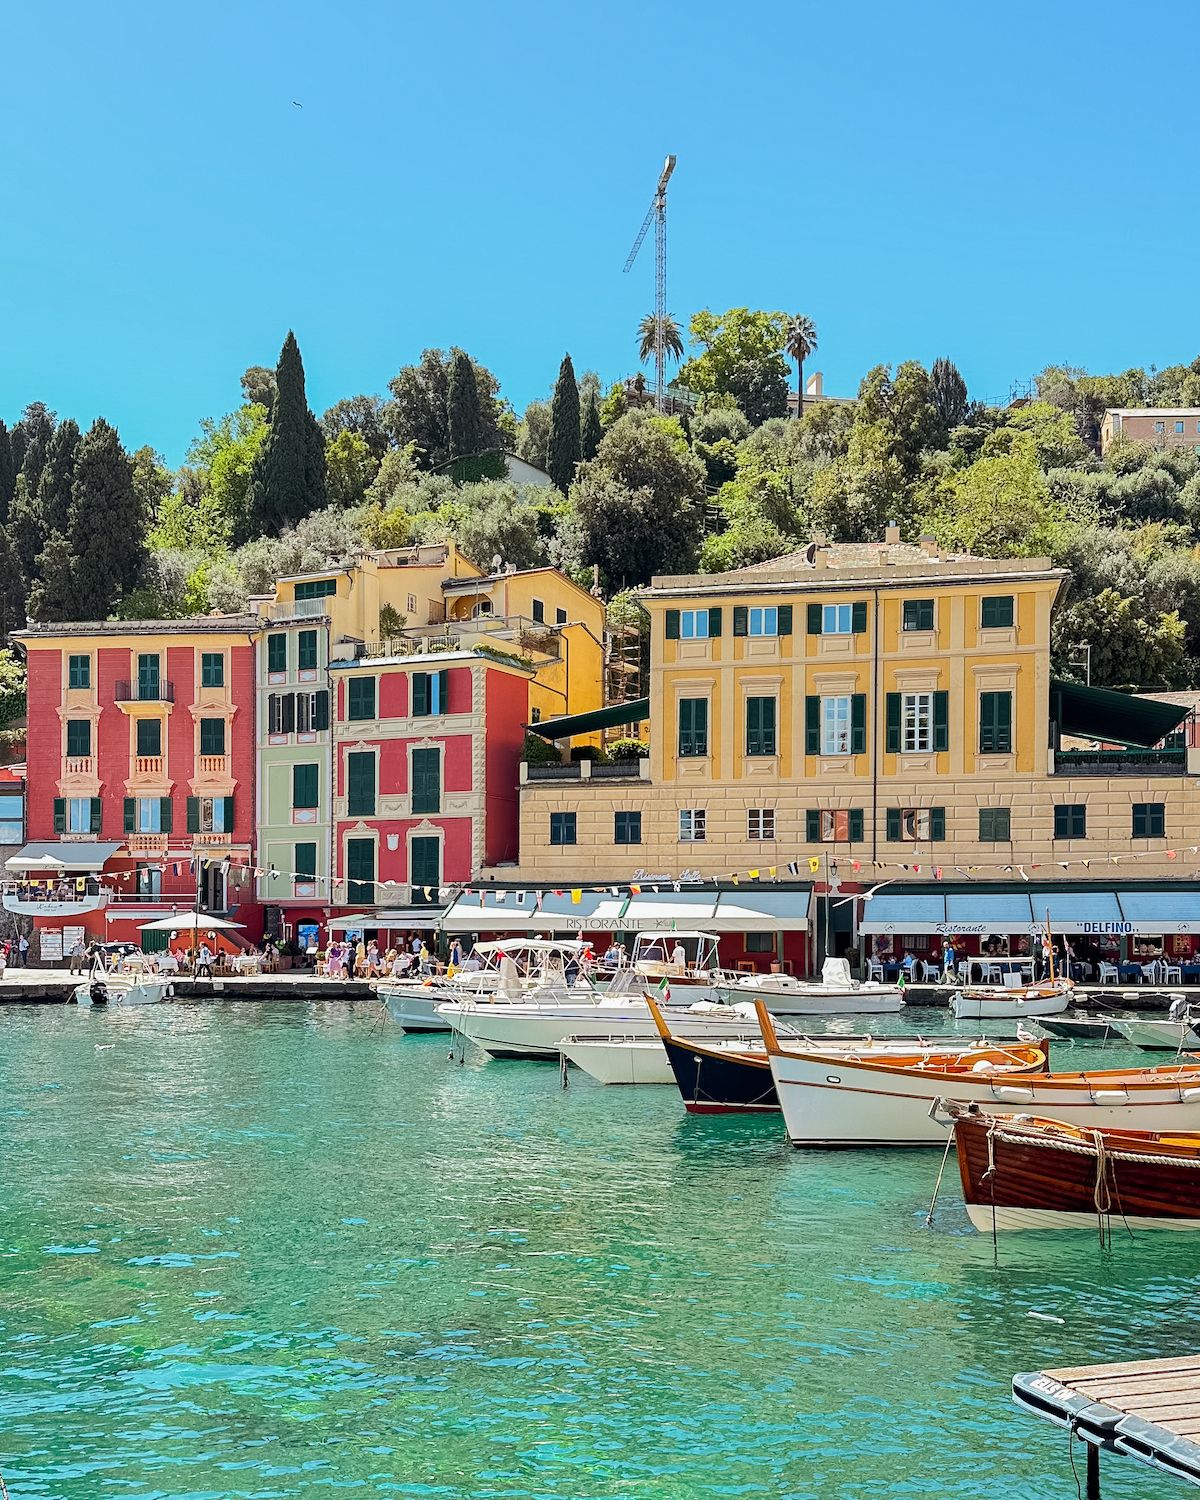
[75,971,171,1007]
[1115,999,1200,1053]
[1035,1014,1125,1043]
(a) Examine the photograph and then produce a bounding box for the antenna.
[623,154,676,413]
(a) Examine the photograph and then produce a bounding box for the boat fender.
[971,1060,999,1073]
[1092,1091,1129,1105]
[994,1086,1035,1102]
[1181,1088,1200,1103]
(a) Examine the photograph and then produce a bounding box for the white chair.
[1098,961,1119,984]
[1141,962,1161,985]
[919,960,940,983]
[1165,962,1184,984]
[866,960,885,982]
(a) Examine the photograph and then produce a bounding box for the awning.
[944,893,1035,932]
[859,892,948,935]
[563,891,719,931]
[527,697,649,741]
[1050,678,1190,748]
[1116,892,1200,935]
[5,842,122,873]
[714,889,811,932]
[1038,890,1124,935]
[328,908,445,931]
[439,890,606,933]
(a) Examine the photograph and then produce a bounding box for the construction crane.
[623,154,676,413]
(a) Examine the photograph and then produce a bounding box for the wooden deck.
[1014,1354,1200,1494]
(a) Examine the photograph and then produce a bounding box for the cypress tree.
[68,418,143,619]
[0,525,26,636]
[36,418,81,535]
[14,402,54,492]
[0,422,15,526]
[447,350,484,460]
[580,390,602,463]
[547,354,581,493]
[244,331,327,538]
[8,477,44,587]
[25,532,77,623]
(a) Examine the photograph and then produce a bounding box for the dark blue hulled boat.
[646,994,779,1113]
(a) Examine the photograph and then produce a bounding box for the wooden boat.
[645,995,1051,1114]
[945,1098,1200,1231]
[758,1002,1200,1146]
[952,977,1073,1021]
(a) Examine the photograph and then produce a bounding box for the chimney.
[884,521,901,545]
[805,371,824,398]
[918,533,940,559]
[812,548,829,570]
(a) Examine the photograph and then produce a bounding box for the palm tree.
[637,313,684,366]
[785,314,818,420]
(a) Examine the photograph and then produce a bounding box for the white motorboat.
[74,971,171,1007]
[379,939,599,1032]
[618,931,725,1004]
[715,957,904,1016]
[1115,1000,1200,1053]
[759,1004,1200,1146]
[951,978,1073,1021]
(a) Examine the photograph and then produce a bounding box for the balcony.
[1053,747,1188,776]
[197,755,228,775]
[260,597,329,622]
[355,614,563,665]
[134,755,164,777]
[116,680,175,704]
[127,833,169,853]
[524,759,649,783]
[193,830,233,847]
[64,756,95,776]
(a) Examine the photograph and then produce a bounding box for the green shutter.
[437,669,450,713]
[807,602,822,635]
[412,748,441,814]
[886,693,901,753]
[930,807,945,841]
[411,835,440,892]
[89,797,102,834]
[298,631,318,670]
[268,634,287,673]
[933,690,949,752]
[124,797,135,834]
[347,837,375,900]
[707,607,722,638]
[159,797,173,834]
[200,719,225,756]
[805,809,821,842]
[886,808,901,841]
[665,610,680,640]
[53,798,65,833]
[851,601,867,634]
[412,672,430,716]
[778,604,793,636]
[850,694,866,754]
[223,796,235,832]
[313,690,330,731]
[293,763,318,810]
[733,606,748,636]
[347,752,376,816]
[187,797,200,834]
[998,691,1012,751]
[848,808,864,842]
[805,696,820,754]
[294,841,317,878]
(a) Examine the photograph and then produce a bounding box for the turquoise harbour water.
[1,1004,1198,1498]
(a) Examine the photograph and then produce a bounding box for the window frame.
[822,603,853,635]
[901,692,933,753]
[68,654,91,690]
[135,718,162,758]
[745,695,777,757]
[297,630,318,671]
[199,718,226,757]
[748,808,776,841]
[980,595,1015,629]
[978,807,1011,843]
[679,608,710,640]
[67,796,92,833]
[1132,802,1165,839]
[292,762,320,811]
[979,690,1013,754]
[747,606,778,637]
[678,697,709,757]
[200,652,225,688]
[821,695,853,756]
[614,810,642,845]
[347,675,376,721]
[66,720,91,759]
[267,634,287,674]
[679,808,706,842]
[549,811,577,846]
[902,598,934,632]
[1053,804,1086,839]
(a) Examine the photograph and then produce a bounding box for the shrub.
[607,737,648,761]
[521,732,561,765]
[570,744,607,763]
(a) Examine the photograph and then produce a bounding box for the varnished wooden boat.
[946,1098,1200,1231]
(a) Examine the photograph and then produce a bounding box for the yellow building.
[513,528,1200,886]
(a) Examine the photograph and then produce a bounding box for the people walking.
[196,942,213,979]
[69,937,86,975]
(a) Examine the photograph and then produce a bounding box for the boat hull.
[559,1037,678,1085]
[952,988,1070,1020]
[1035,1015,1123,1042]
[663,1035,778,1113]
[449,1003,763,1060]
[1115,1018,1200,1052]
[715,984,904,1016]
[380,987,452,1032]
[74,977,170,1007]
[769,1050,1200,1146]
[954,1112,1200,1229]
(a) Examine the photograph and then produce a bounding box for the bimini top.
[471,939,592,956]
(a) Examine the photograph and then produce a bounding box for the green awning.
[527,697,649,740]
[1050,678,1190,748]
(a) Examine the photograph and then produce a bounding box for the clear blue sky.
[2,0,1194,466]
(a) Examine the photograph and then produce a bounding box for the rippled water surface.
[1,1001,1197,1498]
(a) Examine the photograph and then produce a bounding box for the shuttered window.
[201,652,224,687]
[1132,803,1165,838]
[137,654,160,700]
[411,748,441,815]
[199,719,225,756]
[981,595,1014,629]
[550,812,577,845]
[68,655,90,689]
[347,676,376,720]
[293,841,317,879]
[678,698,708,757]
[979,691,1012,754]
[346,837,375,902]
[267,634,287,673]
[614,811,641,844]
[903,599,934,631]
[1054,804,1086,839]
[136,719,161,757]
[412,670,449,716]
[979,808,1011,842]
[293,763,319,810]
[66,720,91,758]
[346,752,375,816]
[745,697,776,756]
[297,631,318,670]
[410,836,440,899]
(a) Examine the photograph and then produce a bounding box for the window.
[979,690,1013,754]
[1176,422,1186,435]
[1132,802,1165,838]
[294,577,337,600]
[68,654,90,689]
[407,594,417,613]
[411,836,440,898]
[412,670,448,716]
[68,796,95,833]
[293,842,317,889]
[979,808,1011,842]
[0,791,22,842]
[679,809,706,842]
[903,599,934,632]
[531,707,541,723]
[136,865,162,898]
[137,654,161,700]
[347,676,376,720]
[199,719,226,757]
[267,634,287,674]
[614,810,642,845]
[347,752,376,816]
[550,812,577,846]
[886,808,945,841]
[1155,421,1165,434]
[1054,804,1086,839]
[411,747,441,815]
[201,652,224,688]
[821,696,852,755]
[346,837,375,902]
[745,696,777,756]
[902,692,933,753]
[822,603,853,635]
[748,808,775,840]
[680,609,709,639]
[745,932,775,954]
[135,718,162,757]
[807,808,864,843]
[532,599,545,624]
[749,606,778,636]
[556,607,568,626]
[886,691,947,753]
[293,763,319,810]
[678,698,709,757]
[980,596,1014,629]
[136,797,162,833]
[195,796,230,833]
[297,631,318,671]
[66,720,91,758]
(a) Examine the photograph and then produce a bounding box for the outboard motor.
[1169,995,1187,1022]
[88,977,109,1007]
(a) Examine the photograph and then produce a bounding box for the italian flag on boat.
[658,976,671,1005]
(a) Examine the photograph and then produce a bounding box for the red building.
[12,618,262,951]
[327,647,532,928]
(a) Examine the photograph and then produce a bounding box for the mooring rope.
[925,1131,955,1227]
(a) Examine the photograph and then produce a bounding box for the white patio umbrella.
[137,913,244,932]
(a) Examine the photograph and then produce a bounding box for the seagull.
[292,100,303,108]
[834,878,895,909]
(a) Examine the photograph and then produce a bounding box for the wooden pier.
[1014,1355,1200,1494]
[0,971,379,1004]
